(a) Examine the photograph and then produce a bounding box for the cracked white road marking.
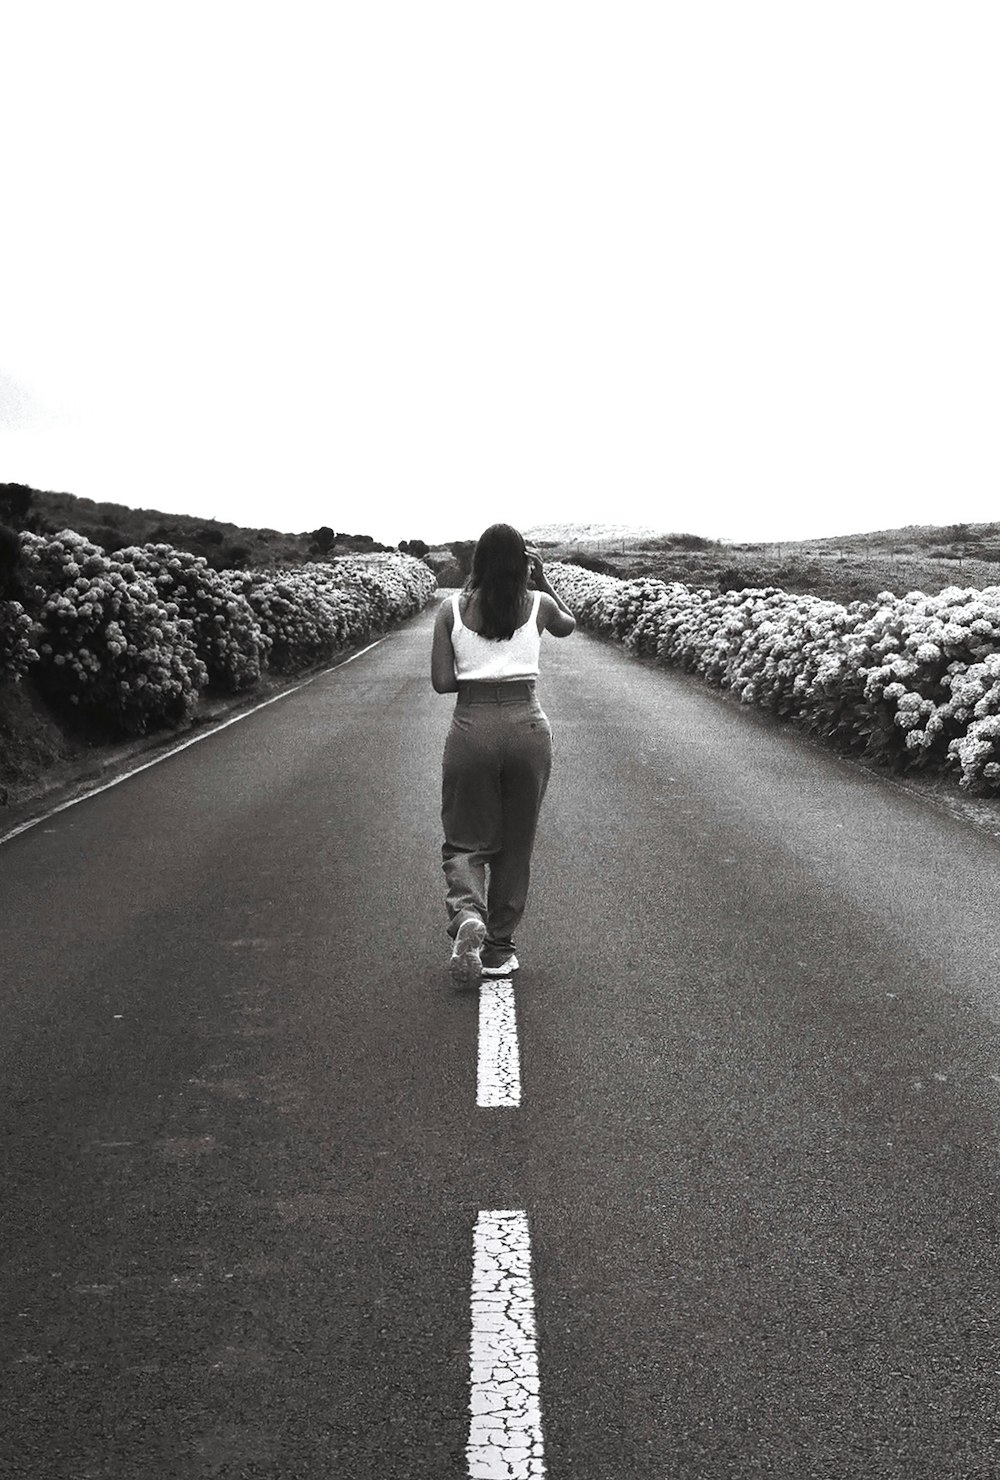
[468,1210,546,1478]
[477,982,521,1107]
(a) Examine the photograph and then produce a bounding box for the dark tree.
[309,526,338,558]
[0,483,34,529]
[399,539,430,558]
[79,524,125,552]
[23,510,55,535]
[566,553,613,575]
[448,540,476,581]
[206,541,252,571]
[0,523,22,598]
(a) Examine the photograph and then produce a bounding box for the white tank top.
[451,590,542,681]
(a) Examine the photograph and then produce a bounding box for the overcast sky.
[2,3,997,548]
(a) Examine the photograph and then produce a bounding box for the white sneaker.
[449,917,487,985]
[480,951,519,977]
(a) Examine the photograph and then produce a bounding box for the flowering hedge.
[5,531,436,736]
[546,562,1000,795]
[0,601,37,683]
[18,530,209,734]
[115,543,271,692]
[221,553,436,673]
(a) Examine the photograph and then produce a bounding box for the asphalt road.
[3,591,1000,1479]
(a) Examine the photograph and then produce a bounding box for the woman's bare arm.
[431,599,460,692]
[538,584,576,637]
[527,572,574,641]
[526,549,575,637]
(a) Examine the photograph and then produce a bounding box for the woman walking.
[431,524,576,984]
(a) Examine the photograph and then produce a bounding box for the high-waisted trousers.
[441,680,553,948]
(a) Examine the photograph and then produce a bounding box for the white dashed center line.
[477,981,521,1107]
[468,1209,546,1479]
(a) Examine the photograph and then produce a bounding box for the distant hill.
[557,518,1000,608]
[523,521,699,549]
[797,522,999,549]
[0,482,397,569]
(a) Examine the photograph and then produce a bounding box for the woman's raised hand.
[525,548,545,587]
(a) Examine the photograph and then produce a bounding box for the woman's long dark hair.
[464,523,530,640]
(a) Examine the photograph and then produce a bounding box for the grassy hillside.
[541,520,1000,606]
[0,482,399,568]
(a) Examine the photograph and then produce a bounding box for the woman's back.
[450,588,542,682]
[456,588,542,636]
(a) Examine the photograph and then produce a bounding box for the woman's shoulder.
[457,588,484,630]
[457,588,535,632]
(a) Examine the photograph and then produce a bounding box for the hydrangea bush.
[0,601,38,682]
[114,543,271,692]
[18,529,208,734]
[11,532,436,736]
[223,553,435,673]
[547,562,1000,795]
